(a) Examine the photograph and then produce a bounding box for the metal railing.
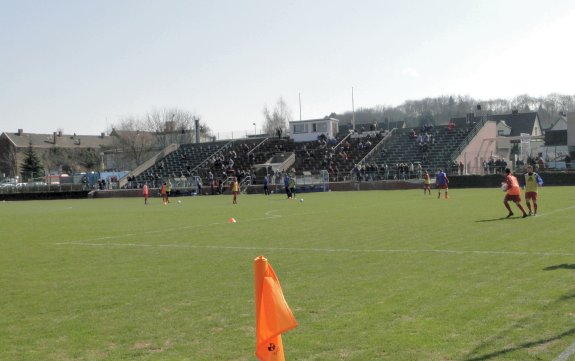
[0,183,88,194]
[358,129,395,165]
[189,141,233,176]
[119,143,179,188]
[449,117,489,161]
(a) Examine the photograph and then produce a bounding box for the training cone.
[229,217,237,223]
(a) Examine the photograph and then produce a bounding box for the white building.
[288,118,339,142]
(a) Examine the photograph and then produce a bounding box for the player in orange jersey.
[503,168,528,218]
[160,182,168,205]
[142,183,149,205]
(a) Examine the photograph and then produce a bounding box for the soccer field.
[1,187,575,361]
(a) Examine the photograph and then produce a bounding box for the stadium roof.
[1,129,115,149]
[451,111,540,137]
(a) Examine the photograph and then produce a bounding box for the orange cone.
[229,217,237,223]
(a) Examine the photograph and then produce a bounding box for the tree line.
[12,93,574,181]
[331,93,575,129]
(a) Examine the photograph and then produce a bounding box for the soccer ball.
[501,182,508,192]
[178,200,182,204]
[300,198,304,202]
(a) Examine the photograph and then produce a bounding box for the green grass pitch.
[1,187,575,360]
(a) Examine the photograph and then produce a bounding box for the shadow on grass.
[463,289,575,360]
[475,217,515,222]
[544,264,575,271]
[463,328,575,361]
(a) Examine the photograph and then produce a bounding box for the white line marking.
[54,242,575,257]
[536,205,575,218]
[554,341,575,361]
[264,210,282,218]
[53,209,319,244]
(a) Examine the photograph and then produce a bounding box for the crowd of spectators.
[482,157,508,174]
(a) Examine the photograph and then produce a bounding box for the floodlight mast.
[352,87,355,131]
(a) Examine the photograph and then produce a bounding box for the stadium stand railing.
[449,117,488,161]
[119,143,179,189]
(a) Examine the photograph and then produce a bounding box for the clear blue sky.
[1,0,574,136]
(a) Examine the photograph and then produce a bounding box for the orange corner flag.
[254,256,298,361]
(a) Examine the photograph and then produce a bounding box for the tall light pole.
[352,87,356,131]
[299,92,302,121]
[252,122,256,135]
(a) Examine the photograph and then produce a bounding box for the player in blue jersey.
[435,169,449,199]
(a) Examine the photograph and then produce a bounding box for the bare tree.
[109,107,213,168]
[262,97,292,136]
[112,116,155,166]
[145,108,197,147]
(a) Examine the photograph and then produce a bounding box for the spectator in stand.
[263,175,270,195]
[459,161,464,175]
[352,164,361,181]
[565,154,572,169]
[382,163,389,179]
[537,156,545,171]
[399,163,406,180]
[448,121,455,132]
[218,178,224,194]
[196,177,202,195]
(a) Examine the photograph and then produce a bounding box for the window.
[293,124,308,134]
[314,122,328,133]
